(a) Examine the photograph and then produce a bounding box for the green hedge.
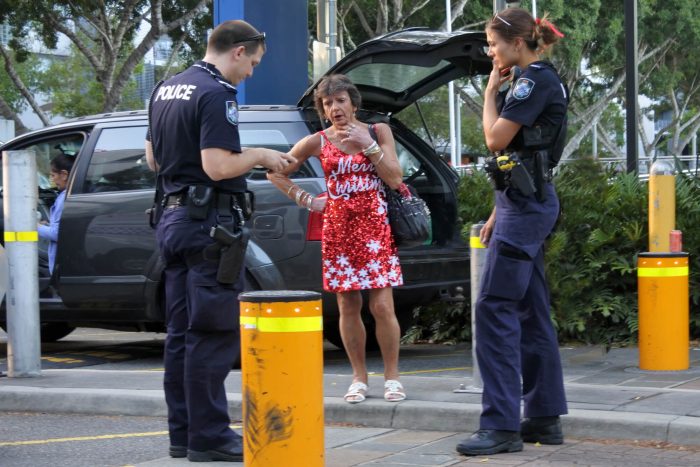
[404,158,700,345]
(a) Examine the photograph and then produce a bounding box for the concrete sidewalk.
[1,346,699,449]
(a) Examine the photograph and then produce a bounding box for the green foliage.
[457,169,494,234]
[41,45,143,118]
[408,159,700,345]
[545,158,647,344]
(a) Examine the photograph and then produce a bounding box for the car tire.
[0,322,75,342]
[40,323,75,342]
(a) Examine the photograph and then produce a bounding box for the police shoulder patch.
[226,100,239,125]
[512,78,535,100]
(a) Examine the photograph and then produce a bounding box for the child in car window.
[38,151,75,274]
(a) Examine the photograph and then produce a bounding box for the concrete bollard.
[239,290,324,467]
[2,150,41,377]
[455,223,486,393]
[637,252,689,371]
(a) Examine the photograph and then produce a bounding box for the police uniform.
[476,60,569,432]
[147,60,245,453]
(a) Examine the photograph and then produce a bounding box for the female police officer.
[456,8,569,456]
[146,20,295,462]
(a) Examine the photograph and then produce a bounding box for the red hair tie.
[536,17,565,38]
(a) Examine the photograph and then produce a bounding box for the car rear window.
[84,126,154,192]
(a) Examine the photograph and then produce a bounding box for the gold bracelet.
[286,184,296,196]
[373,152,385,167]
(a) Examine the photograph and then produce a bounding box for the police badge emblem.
[226,100,239,125]
[512,78,535,100]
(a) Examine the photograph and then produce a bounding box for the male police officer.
[145,20,295,462]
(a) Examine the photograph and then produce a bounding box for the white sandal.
[343,381,368,404]
[384,379,406,402]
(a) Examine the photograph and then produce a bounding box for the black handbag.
[386,183,431,248]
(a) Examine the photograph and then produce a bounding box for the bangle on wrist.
[373,152,385,167]
[363,141,378,153]
[287,184,296,196]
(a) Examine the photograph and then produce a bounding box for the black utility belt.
[515,153,553,182]
[164,186,254,220]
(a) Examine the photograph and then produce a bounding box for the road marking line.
[399,366,470,375]
[0,425,242,447]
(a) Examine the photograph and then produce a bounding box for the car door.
[56,120,156,312]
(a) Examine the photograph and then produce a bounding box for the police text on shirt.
[155,84,197,101]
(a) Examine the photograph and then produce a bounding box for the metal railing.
[452,155,700,178]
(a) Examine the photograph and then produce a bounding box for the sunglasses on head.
[232,32,266,45]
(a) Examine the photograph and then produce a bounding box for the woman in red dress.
[268,74,406,403]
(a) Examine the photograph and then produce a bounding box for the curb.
[1,386,699,447]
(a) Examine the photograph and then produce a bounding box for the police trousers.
[156,206,244,451]
[475,187,567,432]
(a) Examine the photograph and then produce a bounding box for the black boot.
[188,438,244,462]
[521,416,564,445]
[456,429,523,456]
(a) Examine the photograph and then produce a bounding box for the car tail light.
[306,193,325,241]
[306,209,324,241]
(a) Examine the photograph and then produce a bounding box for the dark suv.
[0,29,490,346]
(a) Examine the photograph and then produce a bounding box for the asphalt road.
[3,412,700,467]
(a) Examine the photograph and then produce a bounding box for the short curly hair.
[313,74,362,121]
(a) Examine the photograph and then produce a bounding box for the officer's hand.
[487,62,510,93]
[480,214,495,245]
[263,150,297,173]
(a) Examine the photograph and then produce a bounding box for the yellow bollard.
[637,252,689,370]
[648,160,675,252]
[239,290,324,467]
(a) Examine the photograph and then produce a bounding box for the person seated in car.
[38,151,75,274]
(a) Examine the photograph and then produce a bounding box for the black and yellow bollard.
[238,290,324,467]
[637,252,689,371]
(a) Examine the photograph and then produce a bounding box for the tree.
[0,0,211,132]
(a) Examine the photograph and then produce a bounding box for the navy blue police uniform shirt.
[500,60,568,150]
[147,61,246,195]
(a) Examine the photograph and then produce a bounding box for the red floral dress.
[318,130,403,293]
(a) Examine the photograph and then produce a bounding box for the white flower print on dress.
[367,239,381,254]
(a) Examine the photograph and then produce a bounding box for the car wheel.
[0,322,75,342]
[40,323,75,342]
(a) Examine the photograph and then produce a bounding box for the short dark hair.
[50,152,74,174]
[313,74,362,121]
[207,20,266,56]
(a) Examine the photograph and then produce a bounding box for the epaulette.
[215,78,237,93]
[193,63,237,93]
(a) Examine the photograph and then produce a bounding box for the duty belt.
[517,154,553,182]
[164,192,244,210]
